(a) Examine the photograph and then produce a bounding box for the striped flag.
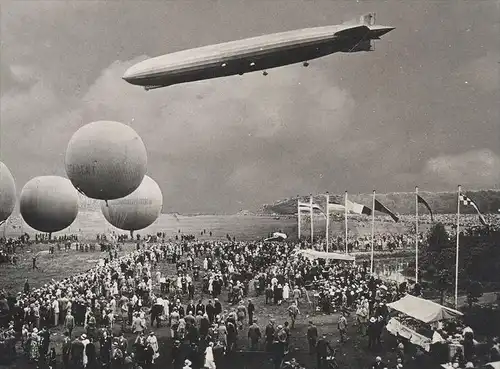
[345,199,372,216]
[459,194,488,226]
[327,203,346,213]
[298,201,324,214]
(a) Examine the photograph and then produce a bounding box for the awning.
[264,232,287,242]
[484,362,500,369]
[297,249,355,262]
[387,294,463,323]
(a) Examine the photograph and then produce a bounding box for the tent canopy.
[387,294,463,324]
[484,363,500,369]
[297,249,355,262]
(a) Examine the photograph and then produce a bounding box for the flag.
[459,194,488,226]
[345,199,372,216]
[374,199,399,222]
[298,201,325,214]
[417,194,434,222]
[327,203,346,213]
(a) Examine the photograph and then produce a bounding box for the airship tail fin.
[359,13,376,26]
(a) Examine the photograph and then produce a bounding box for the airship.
[123,13,394,90]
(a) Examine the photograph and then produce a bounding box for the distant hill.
[260,190,500,215]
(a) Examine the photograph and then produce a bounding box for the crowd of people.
[0,227,499,369]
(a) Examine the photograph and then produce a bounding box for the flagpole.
[297,199,301,241]
[310,194,314,245]
[415,186,419,284]
[345,191,348,253]
[455,185,461,309]
[371,190,376,275]
[325,192,330,253]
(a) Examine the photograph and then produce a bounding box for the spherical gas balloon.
[101,175,163,232]
[0,162,16,223]
[65,121,148,200]
[20,176,79,233]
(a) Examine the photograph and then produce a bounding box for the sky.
[1,0,499,214]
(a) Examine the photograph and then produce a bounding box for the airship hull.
[128,37,358,89]
[123,14,394,89]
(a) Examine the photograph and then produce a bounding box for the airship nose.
[122,66,139,83]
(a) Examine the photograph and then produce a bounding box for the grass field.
[3,211,426,242]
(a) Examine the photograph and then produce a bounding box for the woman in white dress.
[146,332,160,363]
[283,283,290,301]
[204,342,216,369]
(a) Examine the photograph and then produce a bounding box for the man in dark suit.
[307,321,318,355]
[247,300,255,325]
[247,319,261,351]
[316,334,333,369]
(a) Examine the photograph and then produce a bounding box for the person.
[463,326,475,362]
[451,346,466,368]
[248,319,261,351]
[337,311,348,343]
[64,311,75,339]
[307,321,318,355]
[490,337,500,361]
[316,334,334,369]
[247,299,255,326]
[204,342,216,369]
[370,356,387,369]
[287,302,300,329]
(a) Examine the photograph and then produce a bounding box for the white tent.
[484,362,500,369]
[264,232,287,242]
[387,294,463,323]
[297,249,355,262]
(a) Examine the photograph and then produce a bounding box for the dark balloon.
[101,175,163,231]
[0,162,16,223]
[20,176,78,233]
[65,121,148,200]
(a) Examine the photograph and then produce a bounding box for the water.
[372,257,412,283]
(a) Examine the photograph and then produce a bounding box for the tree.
[426,222,452,254]
[422,223,454,303]
[465,279,483,309]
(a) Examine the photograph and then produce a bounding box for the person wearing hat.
[146,331,159,363]
[368,317,378,350]
[248,318,262,351]
[369,356,387,369]
[316,334,334,369]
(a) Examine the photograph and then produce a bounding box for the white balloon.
[101,175,163,231]
[0,162,16,223]
[20,176,78,233]
[65,120,148,200]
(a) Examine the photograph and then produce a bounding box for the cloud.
[455,52,500,93]
[424,149,500,188]
[2,1,499,214]
[2,57,356,213]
